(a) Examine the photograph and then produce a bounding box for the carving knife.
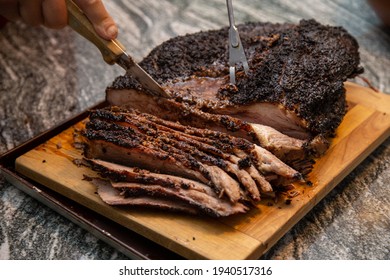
[65,0,170,98]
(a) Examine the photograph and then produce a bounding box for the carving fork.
[226,0,249,84]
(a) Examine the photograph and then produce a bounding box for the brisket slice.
[88,161,248,217]
[92,178,200,215]
[107,19,363,140]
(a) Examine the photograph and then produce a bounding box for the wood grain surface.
[14,83,390,259]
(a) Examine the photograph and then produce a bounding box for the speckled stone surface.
[0,0,389,260]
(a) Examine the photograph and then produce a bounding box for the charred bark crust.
[109,19,363,138]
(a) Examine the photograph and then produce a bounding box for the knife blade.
[65,0,170,98]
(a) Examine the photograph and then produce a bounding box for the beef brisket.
[81,19,362,217]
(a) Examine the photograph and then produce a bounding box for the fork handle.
[66,0,125,64]
[226,0,235,26]
[226,0,239,47]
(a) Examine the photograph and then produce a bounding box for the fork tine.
[229,66,236,84]
[242,57,249,74]
[226,0,249,84]
[228,26,249,83]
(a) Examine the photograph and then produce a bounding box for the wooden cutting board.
[15,82,390,259]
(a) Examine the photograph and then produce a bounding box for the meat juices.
[82,19,363,217]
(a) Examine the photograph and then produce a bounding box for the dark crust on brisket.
[108,19,363,137]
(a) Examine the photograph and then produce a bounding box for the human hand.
[0,0,118,40]
[368,0,390,27]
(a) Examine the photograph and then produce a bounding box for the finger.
[42,0,67,29]
[19,0,44,26]
[0,0,21,22]
[73,0,118,40]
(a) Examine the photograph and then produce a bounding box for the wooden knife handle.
[66,0,125,64]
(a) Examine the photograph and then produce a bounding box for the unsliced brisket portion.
[107,19,363,140]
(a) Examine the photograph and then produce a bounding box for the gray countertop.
[0,0,389,260]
